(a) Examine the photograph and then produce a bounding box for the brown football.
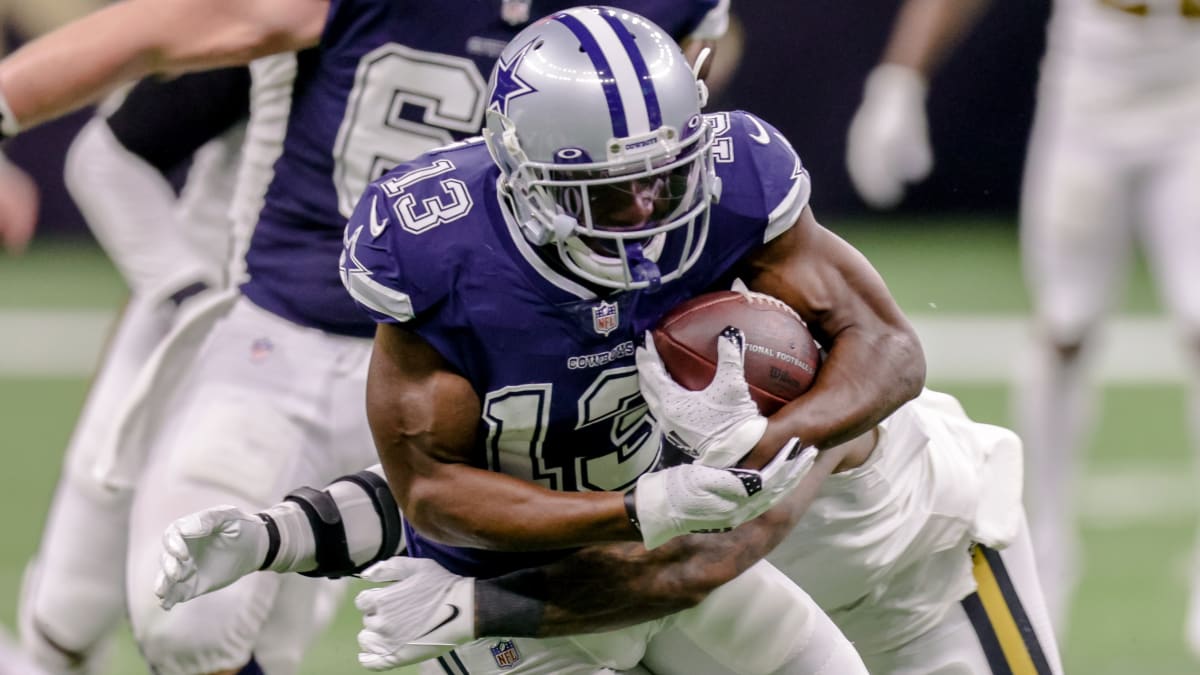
[651,290,821,415]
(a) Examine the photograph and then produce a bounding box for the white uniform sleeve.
[64,118,221,300]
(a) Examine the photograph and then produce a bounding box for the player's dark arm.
[0,0,325,133]
[739,205,925,466]
[474,437,860,636]
[366,323,638,550]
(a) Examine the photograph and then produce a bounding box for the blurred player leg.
[0,625,50,675]
[18,293,178,675]
[252,574,347,675]
[1142,130,1200,656]
[18,103,242,674]
[124,298,375,675]
[1014,117,1132,634]
[642,561,867,675]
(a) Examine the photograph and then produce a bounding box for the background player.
[844,0,1200,642]
[15,67,349,675]
[156,375,1062,673]
[0,2,731,674]
[16,68,263,675]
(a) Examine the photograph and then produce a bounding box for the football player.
[341,7,923,671]
[0,2,735,674]
[16,68,277,675]
[844,0,1200,641]
[159,7,942,674]
[159,389,1063,674]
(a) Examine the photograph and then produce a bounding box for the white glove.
[846,64,932,209]
[633,439,818,549]
[356,557,475,671]
[637,326,767,469]
[155,505,268,610]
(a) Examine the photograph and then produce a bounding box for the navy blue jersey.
[343,111,811,576]
[240,0,721,337]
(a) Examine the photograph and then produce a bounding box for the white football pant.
[124,297,377,675]
[1016,2,1200,638]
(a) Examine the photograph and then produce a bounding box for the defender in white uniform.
[155,387,1063,674]
[845,0,1200,640]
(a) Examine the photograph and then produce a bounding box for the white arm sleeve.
[64,118,220,300]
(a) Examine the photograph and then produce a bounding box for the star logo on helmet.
[489,39,538,116]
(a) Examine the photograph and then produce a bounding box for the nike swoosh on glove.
[356,557,475,671]
[637,326,768,469]
[155,505,268,610]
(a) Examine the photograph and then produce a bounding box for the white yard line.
[0,309,117,377]
[914,314,1187,384]
[1080,465,1198,526]
[0,309,1195,523]
[7,311,1186,381]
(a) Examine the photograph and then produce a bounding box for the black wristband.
[623,490,641,533]
[257,513,280,571]
[476,575,545,638]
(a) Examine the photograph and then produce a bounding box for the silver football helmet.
[484,6,719,290]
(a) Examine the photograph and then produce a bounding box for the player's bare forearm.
[367,324,638,550]
[476,445,845,637]
[478,503,788,636]
[881,0,991,75]
[0,0,325,130]
[743,208,924,463]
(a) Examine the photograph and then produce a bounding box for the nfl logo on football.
[592,300,619,336]
[490,639,522,668]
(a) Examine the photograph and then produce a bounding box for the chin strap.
[691,47,712,109]
[626,242,662,291]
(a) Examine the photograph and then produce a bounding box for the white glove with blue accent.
[846,64,932,209]
[356,557,475,671]
[636,325,768,469]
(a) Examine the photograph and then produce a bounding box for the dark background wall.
[711,1,1049,217]
[7,0,1051,239]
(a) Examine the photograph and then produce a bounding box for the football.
[651,290,821,415]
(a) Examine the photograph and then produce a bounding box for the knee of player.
[1033,318,1093,359]
[131,602,255,673]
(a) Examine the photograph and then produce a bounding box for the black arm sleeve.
[104,66,252,174]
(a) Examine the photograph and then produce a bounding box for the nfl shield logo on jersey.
[490,639,522,668]
[592,300,619,336]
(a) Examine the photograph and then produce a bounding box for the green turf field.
[1,220,1195,674]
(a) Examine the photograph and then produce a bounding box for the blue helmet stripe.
[552,13,629,138]
[599,12,661,130]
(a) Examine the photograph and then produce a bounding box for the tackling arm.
[740,206,925,466]
[0,0,326,133]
